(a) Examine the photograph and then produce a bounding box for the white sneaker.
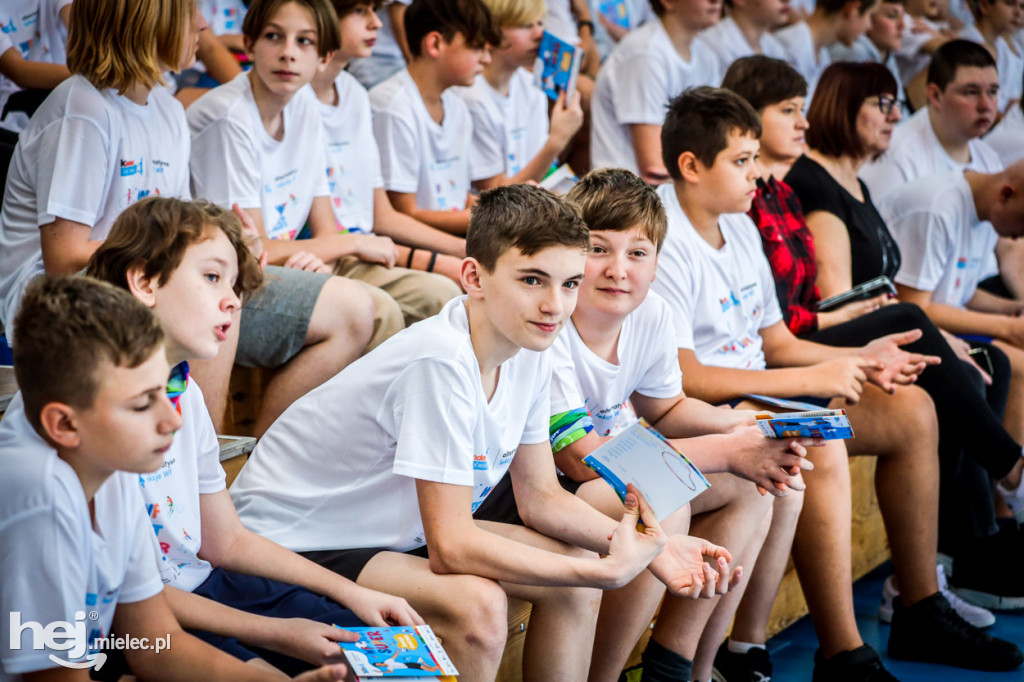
[996,474,1024,524]
[879,564,995,628]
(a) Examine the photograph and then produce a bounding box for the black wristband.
[426,250,439,273]
[406,247,418,269]
[577,19,595,34]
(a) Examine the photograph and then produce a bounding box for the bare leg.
[253,277,374,437]
[190,310,240,433]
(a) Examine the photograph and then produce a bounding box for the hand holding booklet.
[755,409,854,440]
[582,419,710,521]
[533,31,584,101]
[336,624,458,680]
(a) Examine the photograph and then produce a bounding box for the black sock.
[640,638,694,682]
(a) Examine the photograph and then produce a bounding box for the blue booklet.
[336,625,458,679]
[755,409,854,440]
[598,0,631,28]
[533,31,584,101]
[582,419,710,520]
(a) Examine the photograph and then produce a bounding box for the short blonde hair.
[67,0,197,94]
[482,0,545,26]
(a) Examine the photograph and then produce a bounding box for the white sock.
[728,639,767,655]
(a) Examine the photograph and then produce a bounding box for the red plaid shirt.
[747,176,820,335]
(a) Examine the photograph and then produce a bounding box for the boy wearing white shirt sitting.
[369,0,500,237]
[694,0,791,80]
[308,0,463,322]
[828,0,907,104]
[0,275,348,682]
[774,0,878,102]
[230,184,737,682]
[553,168,816,682]
[590,0,724,184]
[457,0,583,190]
[958,0,1023,113]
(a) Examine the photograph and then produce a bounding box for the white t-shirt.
[230,297,552,553]
[138,377,226,593]
[0,75,190,333]
[860,107,1004,202]
[309,71,384,234]
[881,171,997,307]
[984,103,1024,167]
[0,0,72,126]
[370,69,473,211]
[958,26,1023,113]
[591,19,723,173]
[545,0,579,43]
[774,22,831,103]
[550,293,683,437]
[199,0,248,35]
[895,16,948,85]
[456,69,549,181]
[651,183,783,369]
[0,394,163,680]
[188,73,330,240]
[828,35,904,104]
[695,17,789,78]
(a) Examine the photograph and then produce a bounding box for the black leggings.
[802,303,1015,546]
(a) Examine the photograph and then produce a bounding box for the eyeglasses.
[865,95,902,115]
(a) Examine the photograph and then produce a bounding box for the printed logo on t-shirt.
[496,447,516,466]
[428,157,464,210]
[473,450,488,470]
[0,18,15,34]
[120,158,144,177]
[720,291,740,312]
[470,483,495,512]
[152,159,171,175]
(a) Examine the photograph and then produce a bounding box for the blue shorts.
[188,568,363,675]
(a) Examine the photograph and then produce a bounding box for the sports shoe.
[996,473,1024,524]
[888,592,1023,671]
[711,639,772,682]
[812,644,898,682]
[878,564,995,628]
[951,524,1024,610]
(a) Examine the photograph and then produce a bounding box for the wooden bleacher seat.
[0,365,17,417]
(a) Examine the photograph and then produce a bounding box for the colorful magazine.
[336,625,458,679]
[755,409,854,440]
[742,394,825,412]
[598,0,631,29]
[539,164,578,194]
[582,419,710,520]
[533,31,584,101]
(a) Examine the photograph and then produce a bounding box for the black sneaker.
[711,639,772,681]
[812,644,899,682]
[888,592,1023,671]
[951,524,1024,609]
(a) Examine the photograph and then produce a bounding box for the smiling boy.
[230,185,733,682]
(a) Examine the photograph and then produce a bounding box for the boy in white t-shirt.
[308,0,462,321]
[347,0,412,89]
[590,0,723,183]
[828,0,907,103]
[774,0,878,102]
[458,0,583,190]
[554,168,818,682]
[986,86,1024,167]
[694,0,791,79]
[86,197,423,676]
[0,275,348,682]
[369,0,501,236]
[652,87,1022,678]
[958,0,1023,112]
[231,185,738,682]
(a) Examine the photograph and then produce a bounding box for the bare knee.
[307,276,374,349]
[444,577,509,658]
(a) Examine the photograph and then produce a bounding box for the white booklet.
[582,419,710,520]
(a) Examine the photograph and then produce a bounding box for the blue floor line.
[767,562,1024,680]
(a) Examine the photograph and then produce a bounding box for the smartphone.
[814,276,897,313]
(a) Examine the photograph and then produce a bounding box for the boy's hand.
[941,329,993,385]
[859,329,941,392]
[549,89,584,150]
[233,203,267,269]
[355,234,399,268]
[293,664,349,681]
[600,485,667,588]
[284,251,332,273]
[343,586,424,627]
[264,617,357,666]
[808,356,877,403]
[649,536,742,598]
[725,426,818,496]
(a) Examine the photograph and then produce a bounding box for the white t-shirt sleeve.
[635,306,685,398]
[118,486,165,604]
[655,255,699,351]
[465,96,506,181]
[36,115,113,226]
[189,383,228,495]
[189,117,262,210]
[522,353,553,445]
[612,52,672,126]
[890,209,954,293]
[373,108,422,194]
[391,359,478,486]
[549,338,586,416]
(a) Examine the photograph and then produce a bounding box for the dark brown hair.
[87,197,263,301]
[662,86,762,179]
[243,0,342,58]
[567,168,667,251]
[404,0,501,56]
[806,61,898,159]
[722,56,808,112]
[927,39,998,90]
[467,184,590,271]
[14,276,165,433]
